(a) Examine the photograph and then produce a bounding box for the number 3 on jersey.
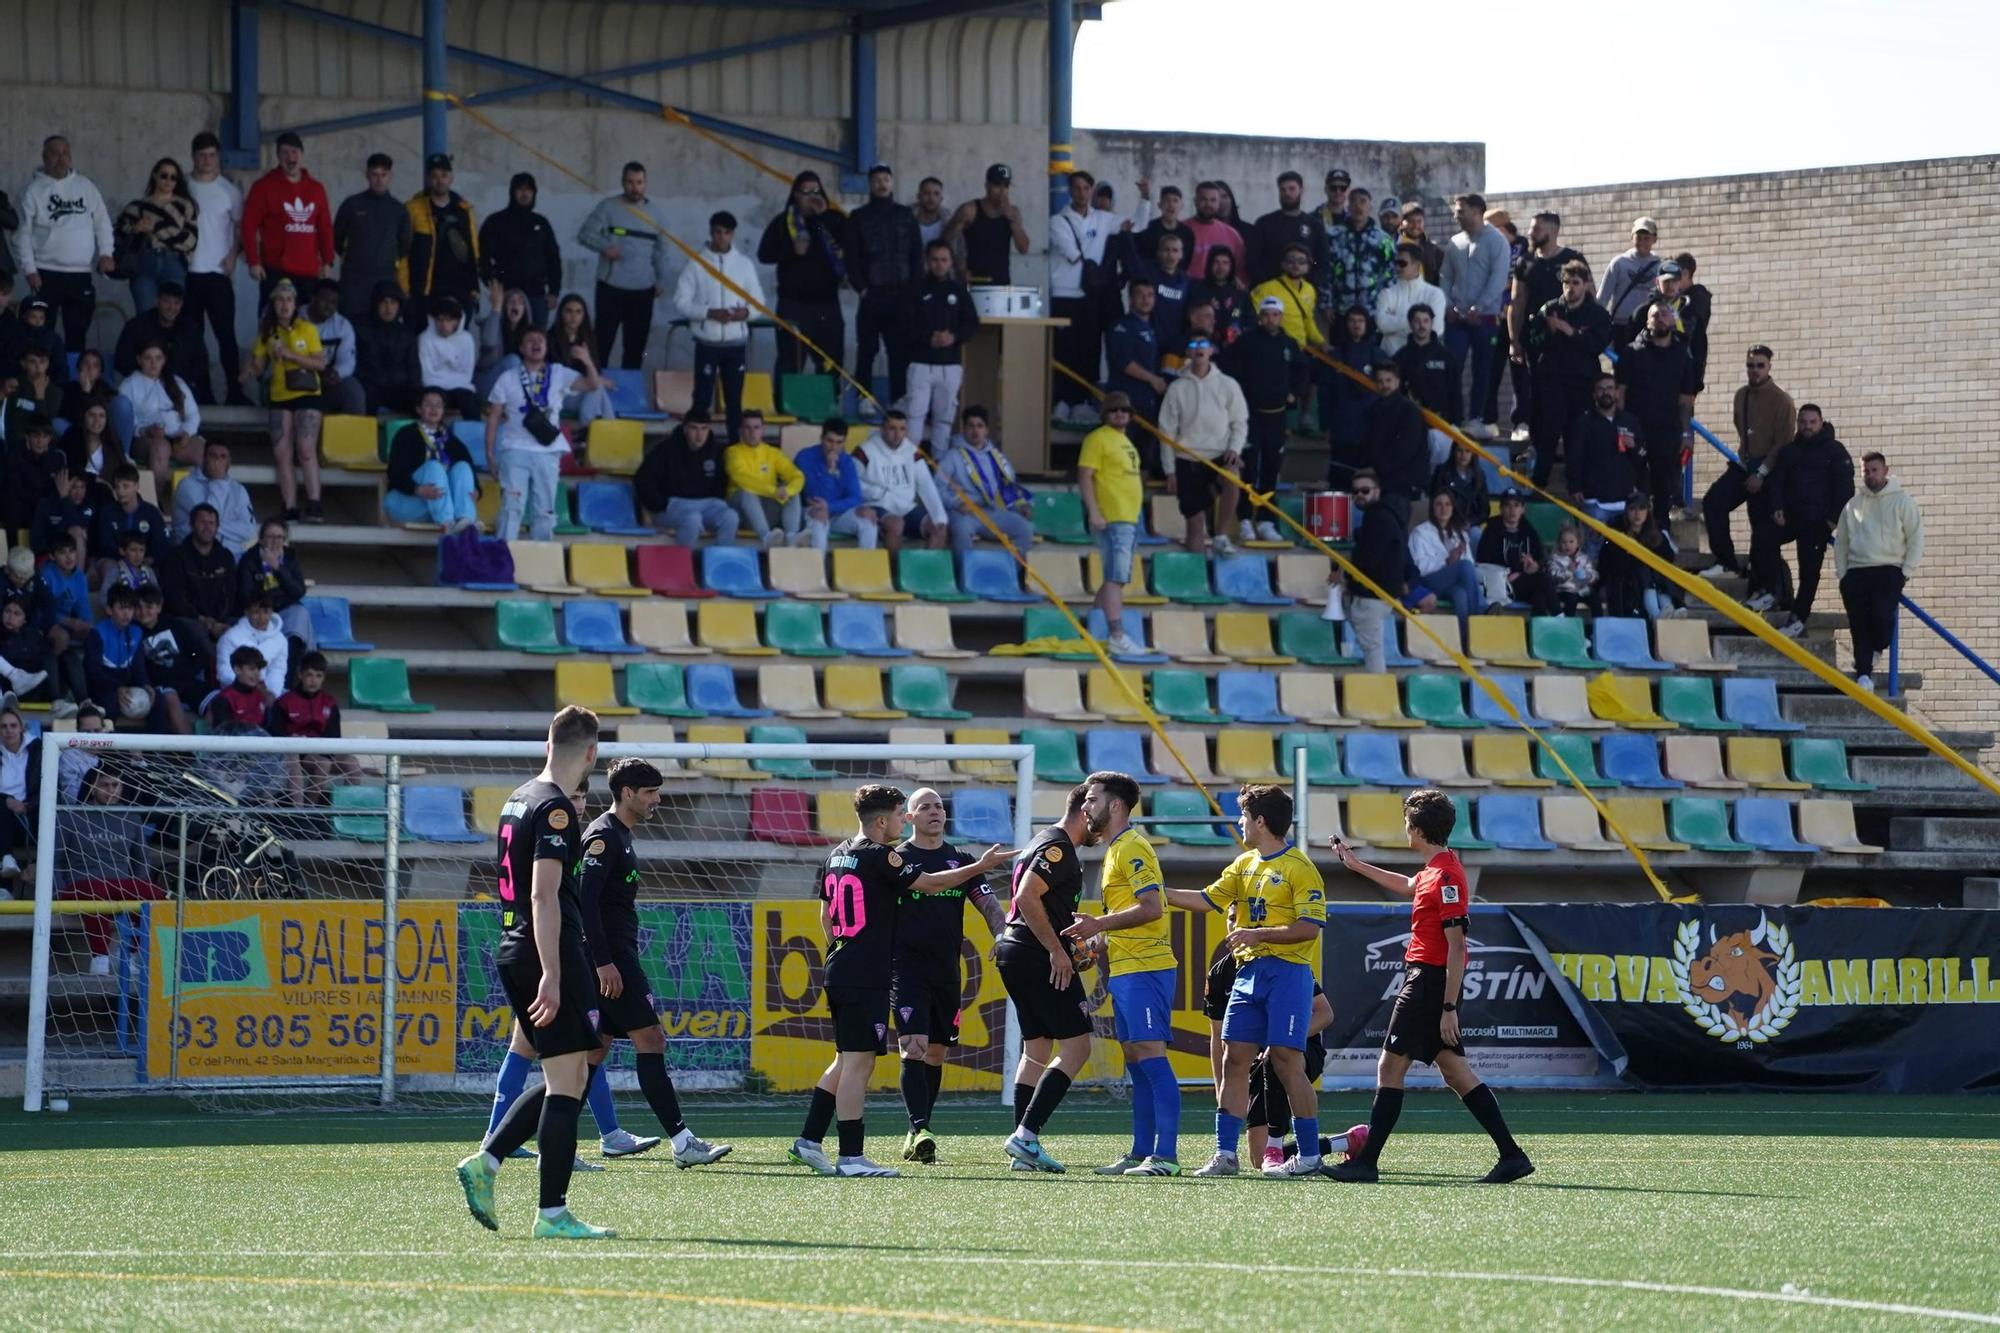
[823,872,867,938]
[498,824,517,902]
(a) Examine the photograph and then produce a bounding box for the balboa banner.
[1508,905,2000,1092]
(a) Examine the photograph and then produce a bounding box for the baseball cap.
[1099,391,1133,414]
[20,296,50,315]
[426,152,453,172]
[1258,296,1286,314]
[1379,196,1401,214]
[1500,487,1527,502]
[1326,168,1351,186]
[1632,215,1659,235]
[986,163,1012,185]
[1657,259,1682,277]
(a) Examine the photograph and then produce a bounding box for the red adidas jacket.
[240,168,334,275]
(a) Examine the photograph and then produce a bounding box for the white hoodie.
[673,246,765,346]
[214,615,290,698]
[118,373,202,437]
[1375,273,1450,354]
[858,436,946,524]
[11,169,114,274]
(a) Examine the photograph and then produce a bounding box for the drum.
[1305,491,1351,541]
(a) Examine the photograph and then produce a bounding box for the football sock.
[1126,1058,1157,1159]
[485,1050,532,1139]
[801,1085,837,1144]
[1021,1068,1072,1135]
[1460,1082,1522,1158]
[836,1117,865,1159]
[899,1058,933,1132]
[1012,1080,1035,1129]
[925,1062,943,1120]
[1215,1110,1244,1156]
[1293,1116,1319,1159]
[636,1052,686,1137]
[536,1093,582,1210]
[1139,1057,1178,1160]
[584,1063,618,1136]
[484,1082,546,1161]
[1358,1086,1404,1165]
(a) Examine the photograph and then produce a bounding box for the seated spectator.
[938,405,1032,554]
[1406,490,1485,632]
[2,547,43,619]
[417,295,480,420]
[135,585,213,703]
[307,279,366,416]
[234,520,315,667]
[60,399,131,501]
[1392,305,1461,468]
[2,344,63,438]
[0,598,53,705]
[548,293,616,425]
[104,530,162,601]
[245,281,327,523]
[158,501,238,647]
[0,705,34,885]
[1596,492,1682,619]
[60,349,130,449]
[1187,246,1253,352]
[1360,360,1431,519]
[858,410,948,553]
[1105,278,1168,433]
[1475,489,1557,616]
[1565,371,1648,547]
[723,409,806,549]
[1376,242,1450,355]
[113,281,210,403]
[54,763,166,972]
[90,462,169,577]
[32,538,93,707]
[31,471,96,563]
[795,417,878,552]
[633,409,736,548]
[120,339,205,502]
[475,287,532,399]
[484,326,593,542]
[54,701,108,799]
[385,386,480,531]
[1430,440,1489,544]
[202,641,275,732]
[172,439,257,550]
[1547,525,1598,617]
[5,414,68,542]
[115,157,198,315]
[271,650,360,805]
[214,595,289,702]
[1,297,67,387]
[88,584,189,732]
[354,282,422,414]
[1321,305,1380,461]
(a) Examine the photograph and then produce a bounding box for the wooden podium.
[960,313,1069,475]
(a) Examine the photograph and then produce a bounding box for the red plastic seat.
[634,545,714,599]
[748,787,824,846]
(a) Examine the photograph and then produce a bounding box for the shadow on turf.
[1380,1171,1794,1200]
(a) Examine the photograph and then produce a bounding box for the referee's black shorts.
[499,941,601,1059]
[995,934,1092,1041]
[592,953,659,1039]
[1385,961,1463,1066]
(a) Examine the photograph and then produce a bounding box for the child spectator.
[39,534,94,660]
[215,593,290,699]
[88,584,190,731]
[90,462,169,577]
[105,530,162,601]
[54,764,165,973]
[135,587,212,702]
[418,295,481,419]
[271,650,360,805]
[1596,492,1683,620]
[31,469,94,560]
[203,642,274,732]
[4,414,67,541]
[0,599,52,705]
[2,345,64,436]
[1547,525,1599,616]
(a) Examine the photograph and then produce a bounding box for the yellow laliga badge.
[887,851,904,868]
[548,807,571,830]
[586,838,607,855]
[1044,846,1064,863]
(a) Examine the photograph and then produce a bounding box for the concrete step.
[1889,817,2000,851]
[1851,755,1985,790]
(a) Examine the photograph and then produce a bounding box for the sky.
[1073,0,1999,192]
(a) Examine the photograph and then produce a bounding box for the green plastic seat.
[779,372,838,422]
[1033,493,1092,545]
[889,665,971,720]
[749,724,831,778]
[1275,611,1359,666]
[1150,551,1228,605]
[764,602,841,657]
[1277,730,1358,786]
[330,784,388,840]
[1669,796,1754,851]
[1018,727,1087,783]
[495,599,576,654]
[898,548,973,603]
[1153,789,1236,846]
[379,417,414,464]
[1529,616,1601,669]
[624,663,702,718]
[1534,733,1616,789]
[1275,494,1308,545]
[1526,502,1564,546]
[1023,606,1096,659]
[347,658,433,713]
[1406,674,1479,729]
[1151,669,1227,724]
[1659,676,1741,732]
[1448,795,1497,850]
[553,478,587,535]
[1788,738,1874,792]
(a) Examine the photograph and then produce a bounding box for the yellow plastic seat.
[823,664,906,719]
[1600,796,1691,852]
[471,785,512,832]
[739,372,796,424]
[1274,552,1333,606]
[757,664,837,719]
[1027,550,1090,603]
[1032,787,1069,822]
[1532,674,1611,730]
[685,722,765,779]
[1542,796,1623,851]
[894,604,973,659]
[555,661,637,716]
[953,727,1014,780]
[612,722,695,776]
[1308,792,1362,847]
[1405,613,1482,666]
[569,543,644,596]
[832,548,909,600]
[587,419,646,476]
[1215,730,1283,782]
[1343,674,1420,728]
[1024,667,1098,722]
[1213,611,1295,666]
[768,547,843,601]
[1664,736,1745,790]
[1588,673,1674,729]
[887,726,955,781]
[816,789,855,837]
[1150,610,1227,663]
[1407,735,1483,788]
[1088,550,1166,605]
[1465,616,1544,668]
[1278,672,1354,728]
[1346,792,1412,846]
[1147,494,1186,544]
[1798,799,1883,854]
[476,478,504,530]
[1086,666,1149,721]
[510,540,580,593]
[1471,735,1553,788]
[1726,736,1811,790]
[697,601,778,656]
[1655,618,1735,673]
[628,601,704,656]
[322,414,385,470]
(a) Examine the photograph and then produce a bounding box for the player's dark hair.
[1086,770,1141,816]
[1064,781,1090,816]
[549,705,600,754]
[1238,784,1293,840]
[1404,787,1456,845]
[853,783,906,821]
[608,757,664,795]
[1862,450,1886,467]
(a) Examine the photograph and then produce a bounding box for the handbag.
[437,526,515,588]
[1064,214,1110,296]
[283,368,317,393]
[519,367,561,445]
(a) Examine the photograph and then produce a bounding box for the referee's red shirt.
[1406,850,1470,964]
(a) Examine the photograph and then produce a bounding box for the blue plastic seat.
[1734,797,1819,852]
[1213,554,1294,606]
[684,663,773,718]
[605,374,668,421]
[452,419,486,458]
[1215,671,1293,724]
[1346,733,1416,786]
[1085,729,1169,784]
[1342,617,1419,666]
[401,785,486,843]
[951,789,1014,844]
[1600,733,1683,789]
[303,595,373,651]
[574,480,653,536]
[1722,677,1805,732]
[1592,617,1671,670]
[1476,794,1557,851]
[961,548,1039,603]
[1468,673,1547,728]
[702,546,778,599]
[828,602,910,657]
[561,600,643,654]
[1084,608,1166,662]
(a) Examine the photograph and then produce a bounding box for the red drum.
[1305,491,1351,541]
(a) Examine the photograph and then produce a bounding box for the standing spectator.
[1480,210,1526,435]
[1698,345,1796,608]
[1340,470,1404,673]
[1189,248,1253,353]
[1565,372,1647,540]
[1183,182,1245,280]
[1077,392,1144,655]
[12,135,114,354]
[0,181,17,302]
[913,177,948,246]
[307,279,365,416]
[485,327,592,542]
[474,287,533,398]
[1247,171,1327,287]
[1361,360,1432,519]
[1322,306,1382,465]
[1439,193,1510,440]
[1231,297,1302,541]
[1392,305,1461,467]
[941,164,1029,286]
[1048,170,1120,420]
[795,417,878,551]
[856,411,947,552]
[1669,252,1713,408]
[845,164,924,413]
[634,409,737,548]
[158,501,239,646]
[937,405,1032,554]
[1407,490,1485,632]
[243,281,327,522]
[354,282,421,414]
[1430,439,1489,539]
[756,170,845,377]
[902,240,979,456]
[417,296,480,420]
[120,340,205,501]
[1248,243,1326,357]
[1835,451,1922,689]
[184,132,248,406]
[234,518,316,660]
[723,409,805,549]
[672,210,762,439]
[1118,231,1191,356]
[171,441,257,551]
[385,386,480,532]
[1312,170,1350,280]
[546,293,616,426]
[333,152,411,323]
[241,131,333,301]
[477,172,561,326]
[1134,184,1192,263]
[1595,494,1681,620]
[1522,259,1611,487]
[1158,337,1248,555]
[402,154,480,328]
[115,157,198,315]
[1323,185,1395,327]
[1376,242,1450,356]
[1397,203,1446,286]
[1615,300,1698,517]
[1476,489,1557,615]
[1597,217,1662,327]
[113,282,210,404]
[1506,211,1583,446]
[1105,278,1167,439]
[1767,405,1853,638]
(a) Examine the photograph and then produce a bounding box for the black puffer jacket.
[844,197,923,293]
[1767,424,1854,527]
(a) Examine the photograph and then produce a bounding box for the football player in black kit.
[455,706,615,1240]
[789,784,1011,1178]
[579,757,733,1168]
[892,787,1010,1164]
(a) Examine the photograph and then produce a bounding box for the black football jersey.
[893,838,992,967]
[495,778,582,965]
[818,834,919,989]
[1006,826,1083,939]
[578,811,640,967]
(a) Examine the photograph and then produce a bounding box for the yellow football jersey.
[1201,844,1326,969]
[1100,827,1174,976]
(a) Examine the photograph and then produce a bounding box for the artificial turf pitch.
[1,1092,1995,1330]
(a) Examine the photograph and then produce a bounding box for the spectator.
[354,282,421,414]
[857,411,947,552]
[1183,182,1245,280]
[1615,299,1698,517]
[91,463,168,577]
[1105,278,1167,442]
[1311,169,1351,277]
[1213,180,1246,234]
[634,408,736,548]
[243,281,326,522]
[58,396,125,494]
[942,163,1030,286]
[135,585,213,706]
[120,340,205,501]
[795,417,877,551]
[1159,337,1248,555]
[1835,451,1922,689]
[204,637,276,731]
[477,172,561,326]
[1565,372,1648,542]
[1361,360,1432,519]
[1160,299,1220,384]
[578,161,670,370]
[55,763,167,968]
[333,152,411,323]
[1407,490,1486,632]
[37,535,94,701]
[417,295,480,420]
[51,700,106,796]
[1321,305,1382,463]
[0,599,53,706]
[913,176,948,246]
[241,131,333,301]
[1323,184,1395,326]
[474,287,533,399]
[403,154,480,328]
[723,409,805,549]
[1247,170,1327,288]
[1341,469,1404,673]
[1231,297,1303,537]
[1475,489,1557,616]
[1077,392,1144,655]
[115,157,198,315]
[937,404,1032,555]
[271,649,360,805]
[114,282,210,403]
[385,386,479,531]
[672,210,762,439]
[1189,247,1253,352]
[1134,184,1192,265]
[1596,493,1681,619]
[845,164,924,414]
[1048,170,1121,420]
[1485,210,1525,440]
[1,296,68,388]
[184,132,249,407]
[1597,217,1662,327]
[1439,193,1510,440]
[1698,345,1796,607]
[4,343,63,434]
[0,705,34,885]
[1392,305,1462,461]
[171,440,257,552]
[903,240,979,456]
[1430,439,1490,541]
[214,587,294,704]
[234,518,315,664]
[1122,231,1191,353]
[1379,197,1404,235]
[89,583,190,731]
[1523,259,1611,487]
[60,350,127,447]
[1668,252,1713,406]
[1766,405,1854,639]
[0,181,17,306]
[11,135,114,354]
[546,293,616,425]
[5,411,66,534]
[158,501,238,644]
[1506,211,1584,447]
[1249,243,1326,358]
[30,469,93,563]
[1547,525,1598,616]
[485,327,591,542]
[307,279,365,416]
[1376,242,1450,356]
[1397,202,1445,286]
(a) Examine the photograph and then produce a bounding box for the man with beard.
[478,173,563,326]
[1765,405,1853,638]
[942,164,1030,287]
[1523,260,1611,487]
[1614,300,1698,517]
[1565,372,1648,544]
[1247,171,1327,287]
[1339,469,1407,674]
[1183,182,1245,282]
[403,154,480,327]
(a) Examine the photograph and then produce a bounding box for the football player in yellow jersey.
[1060,771,1183,1177]
[1164,784,1328,1178]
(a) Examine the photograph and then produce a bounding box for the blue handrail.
[1891,596,2000,699]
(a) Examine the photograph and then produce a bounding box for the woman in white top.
[1406,489,1485,632]
[484,327,598,541]
[118,340,205,500]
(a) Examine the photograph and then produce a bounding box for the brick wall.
[1491,156,2000,765]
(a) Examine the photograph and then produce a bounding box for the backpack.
[436,526,515,590]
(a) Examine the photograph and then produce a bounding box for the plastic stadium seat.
[1669,797,1754,852]
[1147,495,1187,545]
[1346,792,1411,846]
[1274,553,1334,605]
[1276,730,1356,786]
[1020,727,1088,784]
[951,789,1014,845]
[703,547,778,600]
[1477,795,1556,851]
[1343,674,1419,728]
[1589,673,1674,729]
[629,601,704,656]
[472,785,512,833]
[748,788,822,845]
[330,784,388,840]
[635,544,713,598]
[1405,614,1481,667]
[1726,737,1811,791]
[962,548,1038,603]
[1408,735,1482,788]
[1278,672,1354,728]
[1307,792,1362,847]
[574,481,653,536]
[1031,787,1069,822]
[1722,677,1805,732]
[1659,676,1739,732]
[653,371,696,417]
[509,540,580,593]
[949,728,1012,780]
[1213,554,1293,606]
[1215,730,1283,782]
[1467,734,1550,789]
[554,661,637,716]
[1592,617,1671,671]
[1034,492,1091,544]
[1448,795,1497,850]
[1153,789,1237,846]
[1601,734,1682,789]
[1150,551,1228,605]
[1534,732,1615,788]
[748,725,833,779]
[1346,733,1415,787]
[1155,730,1220,785]
[824,664,906,720]
[684,663,771,718]
[1087,729,1169,783]
[614,722,694,776]
[1216,671,1293,724]
[1150,670,1226,724]
[685,723,763,780]
[304,596,372,651]
[1024,667,1098,721]
[1340,617,1418,667]
[1797,799,1883,854]
[1086,666,1149,720]
[587,419,646,475]
[1275,611,1358,666]
[1021,606,1095,659]
[604,373,668,422]
[1088,550,1166,605]
[1406,675,1479,729]
[899,549,972,603]
[1469,674,1547,728]
[1529,616,1602,669]
[833,548,908,601]
[1465,616,1543,669]
[496,599,575,654]
[739,372,794,424]
[891,726,955,781]
[1532,675,1611,730]
[552,480,591,535]
[321,415,384,470]
[768,548,842,601]
[402,785,485,843]
[1213,612,1295,665]
[828,602,909,657]
[779,372,837,422]
[569,544,645,597]
[1789,738,1874,792]
[1085,608,1166,662]
[1654,618,1735,673]
[696,601,777,656]
[1541,796,1623,851]
[1663,736,1745,790]
[890,665,970,720]
[348,658,433,713]
[756,665,836,720]
[895,604,974,659]
[763,602,840,657]
[1150,611,1228,664]
[624,663,702,718]
[1027,550,1090,602]
[1601,796,1690,852]
[1524,502,1563,546]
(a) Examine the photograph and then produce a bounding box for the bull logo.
[1670,914,1802,1044]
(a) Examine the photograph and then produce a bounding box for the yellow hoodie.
[1249,276,1326,349]
[724,442,805,500]
[1834,476,1923,579]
